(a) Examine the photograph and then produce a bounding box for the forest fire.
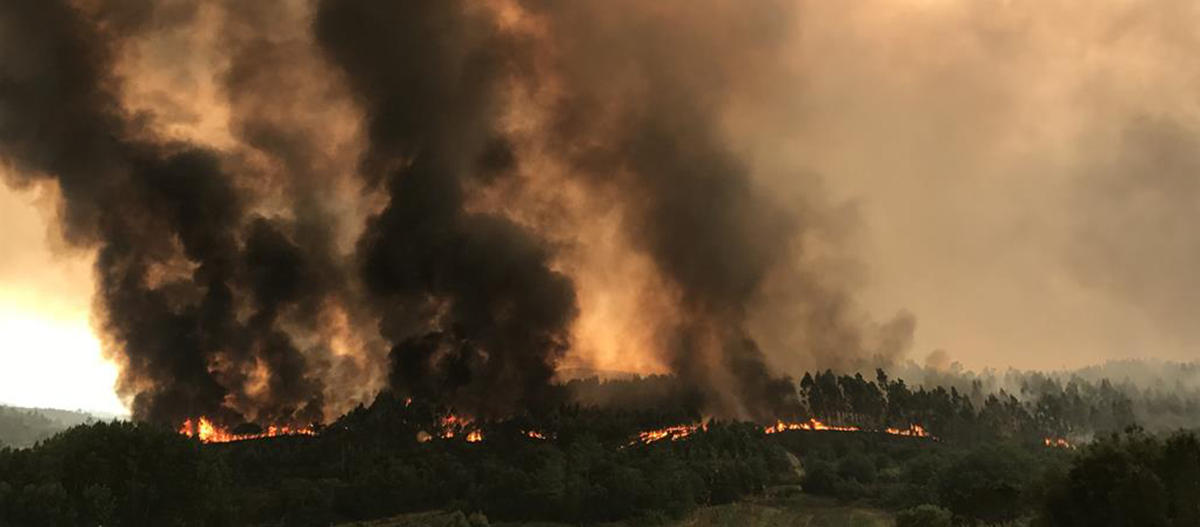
[437,414,486,443]
[631,424,706,445]
[886,424,933,438]
[624,419,941,447]
[765,420,936,440]
[764,419,861,434]
[1044,437,1076,449]
[439,414,466,438]
[628,419,937,447]
[177,414,938,446]
[178,417,316,443]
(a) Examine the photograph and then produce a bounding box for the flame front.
[631,424,705,445]
[885,424,932,438]
[178,417,316,443]
[179,414,938,446]
[764,420,936,440]
[627,419,938,447]
[437,414,487,443]
[764,419,861,434]
[1044,437,1075,449]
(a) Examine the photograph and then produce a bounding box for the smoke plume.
[0,0,369,426]
[0,0,911,424]
[489,0,910,418]
[313,0,580,417]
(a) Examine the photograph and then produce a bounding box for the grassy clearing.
[665,495,892,527]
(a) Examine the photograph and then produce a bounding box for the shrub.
[896,504,952,527]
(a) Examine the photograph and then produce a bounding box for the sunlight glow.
[0,183,127,416]
[0,301,125,415]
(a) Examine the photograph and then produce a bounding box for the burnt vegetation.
[4,369,1200,526]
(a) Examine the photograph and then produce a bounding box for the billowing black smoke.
[0,0,339,427]
[0,0,907,425]
[314,0,578,417]
[309,0,847,420]
[507,0,812,419]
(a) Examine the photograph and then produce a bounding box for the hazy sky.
[0,183,124,414]
[3,0,1200,412]
[767,0,1200,371]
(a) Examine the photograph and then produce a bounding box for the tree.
[939,444,1036,524]
[1039,431,1177,527]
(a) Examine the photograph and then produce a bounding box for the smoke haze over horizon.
[1,0,1199,421]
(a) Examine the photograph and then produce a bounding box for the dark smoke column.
[516,0,807,420]
[0,1,334,427]
[314,0,578,416]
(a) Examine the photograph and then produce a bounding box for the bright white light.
[0,301,126,415]
[0,183,128,416]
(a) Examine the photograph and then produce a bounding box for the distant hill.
[0,405,116,448]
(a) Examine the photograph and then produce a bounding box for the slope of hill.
[0,405,105,448]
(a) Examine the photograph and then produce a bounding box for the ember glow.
[437,414,485,443]
[764,419,861,434]
[1044,437,1076,449]
[178,417,316,443]
[439,414,465,438]
[765,420,936,440]
[631,424,706,445]
[627,419,939,447]
[886,425,932,438]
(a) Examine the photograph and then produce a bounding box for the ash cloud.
[507,0,908,419]
[0,0,916,425]
[0,0,349,427]
[314,0,579,417]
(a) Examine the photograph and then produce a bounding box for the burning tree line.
[561,368,1157,448]
[171,366,1157,451]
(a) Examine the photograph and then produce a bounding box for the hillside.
[0,405,104,448]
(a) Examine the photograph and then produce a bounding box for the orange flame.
[439,414,463,439]
[524,430,548,440]
[631,424,704,445]
[885,424,932,438]
[1044,437,1075,449]
[437,414,487,443]
[178,417,316,443]
[764,419,861,434]
[630,419,937,448]
[764,420,937,440]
